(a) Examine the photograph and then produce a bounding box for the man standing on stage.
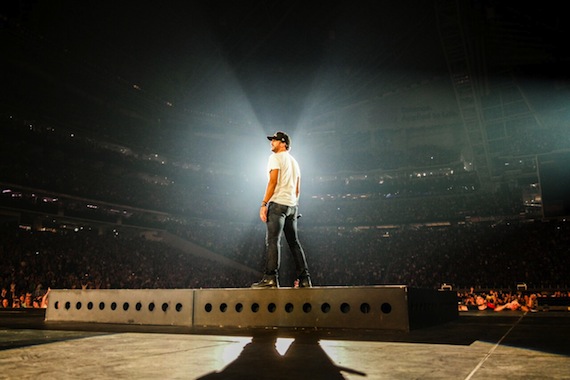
[252,131,312,288]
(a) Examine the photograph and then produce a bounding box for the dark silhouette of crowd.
[0,225,255,309]
[2,217,569,310]
[171,217,570,290]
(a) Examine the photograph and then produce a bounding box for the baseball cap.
[267,131,290,147]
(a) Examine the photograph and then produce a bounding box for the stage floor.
[0,309,569,379]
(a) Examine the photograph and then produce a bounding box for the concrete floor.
[0,309,569,379]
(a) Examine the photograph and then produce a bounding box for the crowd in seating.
[0,114,527,224]
[457,288,570,312]
[1,217,569,311]
[0,225,256,309]
[171,218,570,290]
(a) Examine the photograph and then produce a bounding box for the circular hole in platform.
[54,301,59,310]
[303,303,312,313]
[161,303,169,312]
[111,302,117,311]
[235,303,243,312]
[321,303,331,313]
[285,303,294,313]
[340,303,350,313]
[149,302,155,311]
[360,303,371,314]
[135,302,142,311]
[87,302,93,310]
[99,302,105,310]
[76,302,82,310]
[204,303,212,312]
[65,301,71,310]
[381,302,392,314]
[175,303,183,312]
[268,303,276,313]
[123,302,129,311]
[220,303,228,312]
[251,303,260,313]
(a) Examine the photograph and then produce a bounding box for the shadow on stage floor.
[196,333,367,379]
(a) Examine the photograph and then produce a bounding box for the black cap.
[267,131,290,148]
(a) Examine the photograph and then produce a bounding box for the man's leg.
[283,206,311,287]
[252,203,285,288]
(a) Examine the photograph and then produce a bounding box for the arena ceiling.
[2,1,568,148]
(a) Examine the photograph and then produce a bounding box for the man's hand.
[260,205,268,222]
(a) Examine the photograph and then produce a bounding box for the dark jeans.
[264,202,310,279]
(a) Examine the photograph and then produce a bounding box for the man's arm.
[260,169,279,222]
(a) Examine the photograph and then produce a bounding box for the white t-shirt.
[267,151,300,206]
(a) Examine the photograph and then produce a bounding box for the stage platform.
[44,286,458,331]
[0,309,569,379]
